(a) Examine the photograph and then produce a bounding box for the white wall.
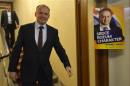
[109,0,130,86]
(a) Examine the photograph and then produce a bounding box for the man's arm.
[8,26,23,80]
[14,11,19,28]
[8,26,23,71]
[53,30,72,77]
[1,11,4,27]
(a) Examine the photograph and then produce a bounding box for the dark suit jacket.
[1,10,19,29]
[8,23,71,82]
[94,24,124,44]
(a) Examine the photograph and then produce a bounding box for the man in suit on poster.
[1,5,19,51]
[94,8,124,44]
[8,4,72,86]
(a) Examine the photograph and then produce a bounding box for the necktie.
[103,27,108,31]
[38,26,44,49]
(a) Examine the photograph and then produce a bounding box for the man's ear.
[35,12,36,17]
[48,14,50,18]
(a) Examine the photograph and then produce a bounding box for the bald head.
[35,4,50,25]
[36,4,50,13]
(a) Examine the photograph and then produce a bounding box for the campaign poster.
[93,7,125,49]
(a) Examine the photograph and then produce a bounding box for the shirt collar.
[35,22,47,30]
[100,24,111,31]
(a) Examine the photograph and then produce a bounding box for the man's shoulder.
[1,10,6,13]
[94,24,100,28]
[47,24,58,32]
[94,24,100,32]
[20,23,34,31]
[110,25,122,31]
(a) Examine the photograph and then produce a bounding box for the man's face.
[35,7,50,25]
[99,11,112,25]
[6,6,11,12]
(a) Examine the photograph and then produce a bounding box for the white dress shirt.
[35,22,47,46]
[100,24,111,31]
[7,11,12,24]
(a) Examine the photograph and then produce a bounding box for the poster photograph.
[93,7,125,49]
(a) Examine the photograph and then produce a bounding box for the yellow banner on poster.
[93,7,125,49]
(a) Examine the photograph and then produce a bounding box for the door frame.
[76,0,109,86]
[76,0,90,86]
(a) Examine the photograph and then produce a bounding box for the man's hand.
[16,25,20,29]
[9,72,19,81]
[66,66,72,77]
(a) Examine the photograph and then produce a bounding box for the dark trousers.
[4,24,15,49]
[21,66,53,86]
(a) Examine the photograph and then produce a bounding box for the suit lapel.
[29,23,39,50]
